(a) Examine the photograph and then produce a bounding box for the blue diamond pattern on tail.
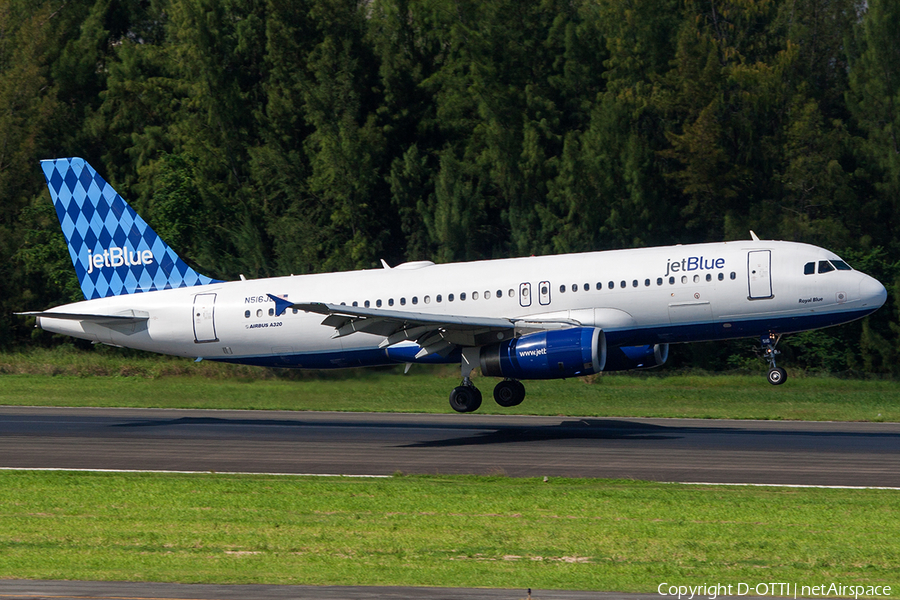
[41,157,221,300]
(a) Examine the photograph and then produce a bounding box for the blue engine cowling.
[480,327,606,380]
[603,343,669,371]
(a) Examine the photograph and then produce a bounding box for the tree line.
[1,0,898,373]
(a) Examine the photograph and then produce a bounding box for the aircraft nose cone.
[859,275,887,309]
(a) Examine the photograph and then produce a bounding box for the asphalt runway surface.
[2,407,898,599]
[0,580,666,600]
[1,406,899,486]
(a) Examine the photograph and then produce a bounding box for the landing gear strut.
[450,348,483,413]
[761,333,787,385]
[493,379,526,407]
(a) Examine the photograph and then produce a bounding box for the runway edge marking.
[668,481,900,490]
[0,467,391,478]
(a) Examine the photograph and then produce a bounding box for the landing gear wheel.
[493,379,526,407]
[449,385,483,413]
[767,367,787,386]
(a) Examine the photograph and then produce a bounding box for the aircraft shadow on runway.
[107,416,900,451]
[400,419,680,447]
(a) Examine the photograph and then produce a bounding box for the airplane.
[19,157,888,412]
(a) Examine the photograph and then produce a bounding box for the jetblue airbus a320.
[20,158,888,412]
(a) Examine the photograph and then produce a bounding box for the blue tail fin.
[41,157,220,300]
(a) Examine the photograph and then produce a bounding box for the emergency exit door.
[747,250,773,299]
[193,293,218,343]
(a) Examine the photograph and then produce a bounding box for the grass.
[0,471,897,591]
[0,348,898,420]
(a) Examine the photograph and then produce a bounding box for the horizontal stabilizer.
[17,310,149,323]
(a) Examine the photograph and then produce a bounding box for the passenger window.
[388,298,394,307]
[400,298,406,306]
[352,301,358,307]
[681,276,687,284]
[706,274,711,282]
[560,285,566,293]
[268,308,275,316]
[508,289,515,297]
[596,282,602,290]
[541,285,549,295]
[804,262,815,275]
[437,295,442,303]
[669,277,675,285]
[257,309,262,317]
[364,300,370,308]
[412,296,419,304]
[448,294,454,302]
[572,284,578,292]
[832,260,852,271]
[644,279,650,287]
[244,310,250,318]
[293,308,299,314]
[717,273,724,281]
[657,278,663,286]
[460,292,466,301]
[583,283,589,291]
[818,261,835,274]
[608,281,614,289]
[424,295,431,304]
[496,290,503,298]
[376,299,382,308]
[632,280,638,288]
[693,275,700,283]
[484,291,491,299]
[620,281,626,288]
[730,272,736,280]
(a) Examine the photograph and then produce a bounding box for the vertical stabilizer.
[41,157,220,300]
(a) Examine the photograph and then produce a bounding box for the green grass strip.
[0,471,897,591]
[1,370,898,421]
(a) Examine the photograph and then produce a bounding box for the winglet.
[267,294,294,317]
[750,230,760,242]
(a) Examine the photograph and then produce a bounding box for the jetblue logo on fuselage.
[86,247,154,274]
[664,256,725,278]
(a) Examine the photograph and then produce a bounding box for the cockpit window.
[804,262,815,275]
[832,260,852,271]
[818,260,835,274]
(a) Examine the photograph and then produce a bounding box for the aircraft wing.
[268,295,520,358]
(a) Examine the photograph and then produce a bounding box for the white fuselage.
[35,240,886,369]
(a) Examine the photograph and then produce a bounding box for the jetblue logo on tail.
[86,247,155,274]
[41,157,220,300]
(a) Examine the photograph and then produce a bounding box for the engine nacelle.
[603,343,669,371]
[480,327,606,380]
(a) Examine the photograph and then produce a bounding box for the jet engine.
[603,343,669,371]
[480,327,606,380]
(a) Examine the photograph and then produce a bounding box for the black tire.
[493,380,525,407]
[767,367,787,385]
[449,386,483,412]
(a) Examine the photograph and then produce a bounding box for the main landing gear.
[761,333,787,385]
[449,348,526,413]
[449,378,527,413]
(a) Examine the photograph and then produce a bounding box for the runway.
[1,407,899,486]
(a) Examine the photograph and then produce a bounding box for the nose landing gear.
[761,333,787,385]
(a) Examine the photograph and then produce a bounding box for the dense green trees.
[1,0,898,373]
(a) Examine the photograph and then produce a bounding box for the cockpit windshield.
[804,259,853,275]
